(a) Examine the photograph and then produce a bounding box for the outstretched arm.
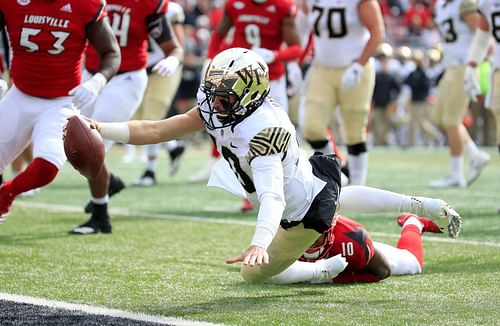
[93,107,204,145]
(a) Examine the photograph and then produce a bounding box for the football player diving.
[74,48,462,284]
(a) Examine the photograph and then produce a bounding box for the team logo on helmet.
[199,48,270,129]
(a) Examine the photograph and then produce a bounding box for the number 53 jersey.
[304,0,369,68]
[1,0,106,98]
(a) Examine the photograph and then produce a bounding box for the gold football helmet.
[199,47,270,129]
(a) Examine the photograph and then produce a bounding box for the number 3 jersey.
[197,89,326,224]
[85,0,168,73]
[434,0,477,68]
[304,0,369,68]
[0,0,106,98]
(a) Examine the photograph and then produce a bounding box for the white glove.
[252,47,276,64]
[0,79,8,98]
[152,56,180,77]
[286,62,303,97]
[464,65,481,102]
[341,62,364,91]
[68,73,107,111]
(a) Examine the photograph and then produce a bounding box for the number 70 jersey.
[304,0,369,68]
[1,0,106,98]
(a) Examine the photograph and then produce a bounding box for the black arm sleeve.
[146,13,172,44]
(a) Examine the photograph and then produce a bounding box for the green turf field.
[1,144,499,325]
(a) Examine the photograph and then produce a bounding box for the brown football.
[63,115,105,180]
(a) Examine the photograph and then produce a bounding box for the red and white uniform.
[85,0,168,73]
[300,215,422,283]
[83,0,168,151]
[220,0,295,81]
[0,0,105,172]
[300,216,375,274]
[3,0,106,97]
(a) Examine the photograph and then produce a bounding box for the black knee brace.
[347,142,367,155]
[307,139,329,151]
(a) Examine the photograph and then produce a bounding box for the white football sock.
[347,152,368,185]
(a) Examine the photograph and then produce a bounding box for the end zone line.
[15,201,500,247]
[0,293,221,326]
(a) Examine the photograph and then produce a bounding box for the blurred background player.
[371,43,401,146]
[397,48,442,147]
[193,0,303,212]
[429,0,491,188]
[270,213,443,284]
[132,1,187,186]
[468,0,500,212]
[0,0,120,223]
[299,0,385,185]
[70,0,184,234]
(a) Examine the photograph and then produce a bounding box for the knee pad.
[307,139,329,151]
[347,142,367,156]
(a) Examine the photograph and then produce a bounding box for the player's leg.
[240,224,320,284]
[491,70,500,213]
[74,70,148,232]
[339,185,462,238]
[338,61,375,185]
[1,89,69,221]
[301,63,337,155]
[429,67,469,188]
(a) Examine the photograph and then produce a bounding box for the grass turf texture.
[1,144,499,325]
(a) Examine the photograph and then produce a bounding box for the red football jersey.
[301,216,375,274]
[85,0,168,73]
[0,0,106,98]
[220,0,295,80]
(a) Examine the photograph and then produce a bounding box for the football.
[63,115,105,180]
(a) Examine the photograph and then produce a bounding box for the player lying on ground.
[70,48,462,284]
[270,213,442,284]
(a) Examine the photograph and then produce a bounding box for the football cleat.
[0,183,14,224]
[397,213,443,234]
[428,174,467,188]
[69,217,112,235]
[132,170,156,187]
[406,197,462,238]
[168,144,185,176]
[84,173,125,213]
[467,151,490,185]
[240,198,254,212]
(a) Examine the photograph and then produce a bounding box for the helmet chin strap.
[252,0,268,3]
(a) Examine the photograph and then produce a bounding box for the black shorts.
[280,152,342,233]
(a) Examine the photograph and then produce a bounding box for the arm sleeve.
[249,154,286,249]
[146,12,173,44]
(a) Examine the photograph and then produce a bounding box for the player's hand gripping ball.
[63,115,105,180]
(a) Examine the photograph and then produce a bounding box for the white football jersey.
[304,0,369,68]
[434,0,477,68]
[146,2,185,67]
[478,0,500,68]
[197,89,326,222]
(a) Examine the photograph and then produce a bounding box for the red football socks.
[397,224,424,267]
[8,158,58,197]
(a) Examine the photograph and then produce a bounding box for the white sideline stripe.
[0,293,221,326]
[16,201,500,247]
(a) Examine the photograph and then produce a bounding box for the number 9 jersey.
[0,0,106,98]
